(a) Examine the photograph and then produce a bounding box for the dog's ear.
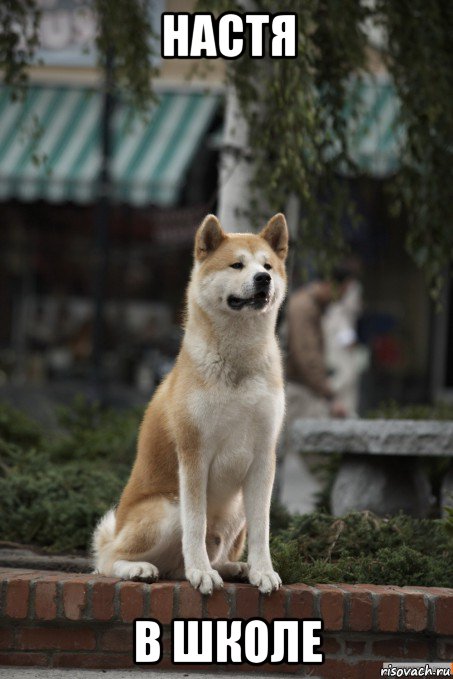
[259,213,289,260]
[195,214,226,261]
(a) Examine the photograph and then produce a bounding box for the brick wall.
[0,568,452,677]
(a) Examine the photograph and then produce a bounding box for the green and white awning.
[346,74,403,177]
[0,86,220,206]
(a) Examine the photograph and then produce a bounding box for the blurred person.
[285,269,353,423]
[323,279,369,416]
[274,268,353,508]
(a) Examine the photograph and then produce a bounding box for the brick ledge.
[0,568,452,675]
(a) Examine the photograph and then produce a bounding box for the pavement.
[0,670,298,678]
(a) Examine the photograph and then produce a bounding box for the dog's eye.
[230,262,244,270]
[264,263,272,271]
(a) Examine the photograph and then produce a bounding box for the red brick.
[119,581,145,623]
[344,640,366,656]
[376,592,401,632]
[437,639,453,660]
[91,579,118,621]
[435,595,453,635]
[323,636,342,654]
[149,582,174,624]
[34,581,57,620]
[178,582,202,618]
[355,660,390,678]
[404,586,453,596]
[33,572,73,583]
[347,590,373,631]
[0,652,49,667]
[18,627,96,651]
[99,626,133,652]
[0,569,35,578]
[205,586,231,618]
[318,586,344,631]
[5,577,32,618]
[0,627,14,649]
[405,640,430,660]
[53,653,134,669]
[234,583,260,619]
[403,592,428,632]
[261,587,286,621]
[373,638,406,658]
[59,573,98,582]
[63,581,87,621]
[372,638,430,661]
[287,584,315,618]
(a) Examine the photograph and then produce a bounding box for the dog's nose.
[254,272,271,288]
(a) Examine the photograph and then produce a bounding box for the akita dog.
[93,213,288,594]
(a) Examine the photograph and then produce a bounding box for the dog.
[92,212,288,594]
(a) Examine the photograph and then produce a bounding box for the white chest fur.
[187,375,285,506]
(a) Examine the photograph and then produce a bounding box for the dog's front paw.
[218,561,249,580]
[113,560,159,582]
[248,567,282,594]
[186,568,223,595]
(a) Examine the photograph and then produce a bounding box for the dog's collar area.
[227,290,270,310]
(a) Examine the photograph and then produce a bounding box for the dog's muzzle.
[227,273,272,310]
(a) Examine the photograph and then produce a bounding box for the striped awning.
[0,86,220,206]
[345,74,403,177]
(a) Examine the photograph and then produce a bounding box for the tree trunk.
[217,84,255,233]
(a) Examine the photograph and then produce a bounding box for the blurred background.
[0,0,451,421]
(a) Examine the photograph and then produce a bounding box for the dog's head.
[191,213,288,317]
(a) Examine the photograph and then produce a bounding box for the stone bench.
[291,419,453,517]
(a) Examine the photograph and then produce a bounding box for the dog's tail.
[91,508,116,574]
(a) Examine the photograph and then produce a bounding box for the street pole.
[92,46,115,405]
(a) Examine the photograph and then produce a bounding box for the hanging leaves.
[199,0,453,291]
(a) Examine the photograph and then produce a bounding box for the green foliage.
[0,0,40,91]
[377,1,453,298]
[199,0,369,275]
[368,400,453,421]
[271,511,453,587]
[94,0,158,110]
[301,453,342,514]
[1,401,452,588]
[0,399,140,552]
[0,441,124,552]
[49,396,139,465]
[0,401,43,449]
[444,507,453,539]
[199,1,453,291]
[1,0,157,110]
[270,499,293,532]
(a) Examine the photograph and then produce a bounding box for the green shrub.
[49,396,140,465]
[0,441,125,552]
[271,511,453,587]
[0,402,43,448]
[0,401,452,588]
[0,399,140,552]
